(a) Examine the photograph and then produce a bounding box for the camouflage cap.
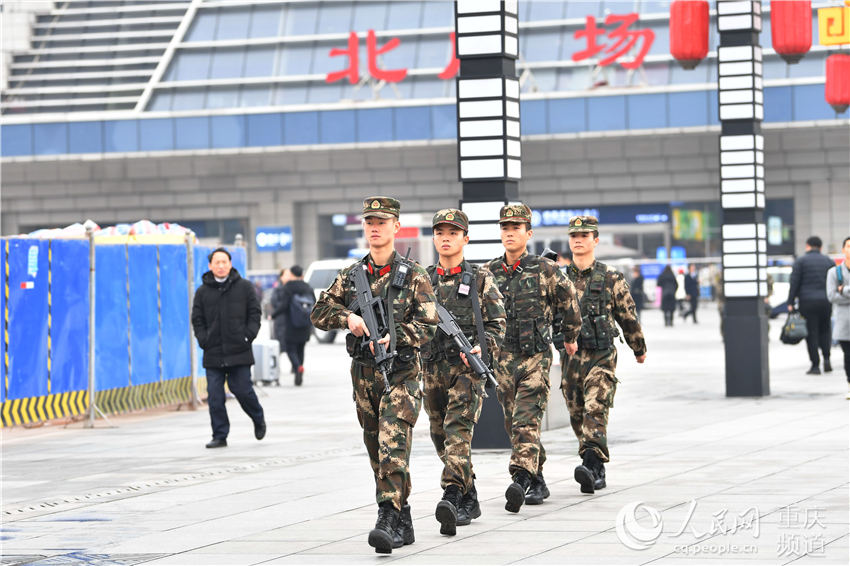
[432,208,468,231]
[568,215,599,233]
[362,196,400,219]
[499,203,532,224]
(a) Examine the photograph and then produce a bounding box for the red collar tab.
[365,262,390,276]
[437,265,463,276]
[503,259,522,273]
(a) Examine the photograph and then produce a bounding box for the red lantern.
[670,0,709,70]
[826,54,850,113]
[770,0,812,64]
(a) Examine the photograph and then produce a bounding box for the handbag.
[780,311,808,345]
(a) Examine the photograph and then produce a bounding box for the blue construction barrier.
[1,237,250,426]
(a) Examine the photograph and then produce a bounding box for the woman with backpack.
[274,265,315,386]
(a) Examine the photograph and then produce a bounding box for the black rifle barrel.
[434,303,499,395]
[351,264,394,393]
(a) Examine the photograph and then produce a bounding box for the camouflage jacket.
[424,260,506,364]
[485,251,581,354]
[310,251,438,350]
[566,260,647,357]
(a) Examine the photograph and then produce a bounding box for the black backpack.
[289,292,315,329]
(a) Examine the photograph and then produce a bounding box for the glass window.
[602,1,639,16]
[174,51,212,81]
[355,108,393,142]
[523,31,562,62]
[422,2,452,27]
[562,26,589,61]
[2,124,33,157]
[787,54,824,79]
[284,112,319,144]
[412,78,448,98]
[793,83,833,120]
[557,65,593,90]
[627,92,666,129]
[33,122,68,155]
[104,120,139,152]
[172,89,206,110]
[645,22,668,56]
[317,2,353,35]
[210,48,245,79]
[376,35,417,71]
[68,121,103,154]
[175,116,209,150]
[639,1,671,16]
[284,4,319,36]
[241,86,273,107]
[669,90,709,127]
[216,8,251,40]
[707,89,719,125]
[566,1,599,19]
[587,95,626,130]
[762,16,771,50]
[387,2,422,30]
[764,85,792,122]
[549,98,587,132]
[308,82,343,103]
[670,61,709,84]
[249,6,283,38]
[139,118,174,151]
[353,1,388,32]
[417,36,451,69]
[528,0,566,21]
[275,84,309,105]
[521,99,547,134]
[523,69,557,93]
[148,91,173,111]
[211,115,246,148]
[319,109,355,143]
[763,56,788,80]
[431,104,456,139]
[278,45,314,76]
[243,47,276,77]
[314,40,354,75]
[185,10,217,42]
[394,106,430,140]
[643,61,670,86]
[246,113,283,146]
[206,87,240,109]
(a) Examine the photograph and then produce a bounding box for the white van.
[304,258,358,343]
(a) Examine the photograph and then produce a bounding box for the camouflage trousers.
[423,357,484,492]
[559,347,618,463]
[351,361,422,511]
[495,348,552,476]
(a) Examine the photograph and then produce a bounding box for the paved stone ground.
[2,307,848,565]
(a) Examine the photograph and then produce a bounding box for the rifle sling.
[430,266,489,367]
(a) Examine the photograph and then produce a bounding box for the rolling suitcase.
[251,339,280,385]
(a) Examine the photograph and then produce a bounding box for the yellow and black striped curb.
[0,376,203,428]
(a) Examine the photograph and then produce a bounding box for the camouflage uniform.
[485,205,581,478]
[310,198,438,512]
[422,212,506,492]
[559,216,646,464]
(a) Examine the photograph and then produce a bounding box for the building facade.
[2,0,848,269]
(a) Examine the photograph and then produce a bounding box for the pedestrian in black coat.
[657,265,679,327]
[630,266,645,319]
[191,248,265,448]
[274,265,315,385]
[787,236,836,374]
[682,264,700,323]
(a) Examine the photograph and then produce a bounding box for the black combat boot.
[505,469,532,513]
[525,473,550,505]
[457,482,480,526]
[368,502,400,554]
[594,460,607,491]
[435,484,463,536]
[392,504,415,548]
[574,450,602,494]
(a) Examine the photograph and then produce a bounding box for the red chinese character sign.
[572,13,655,69]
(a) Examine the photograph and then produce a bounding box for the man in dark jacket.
[682,264,700,323]
[192,248,265,448]
[788,236,836,374]
[270,268,292,346]
[275,265,314,386]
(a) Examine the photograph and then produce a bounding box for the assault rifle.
[350,263,394,393]
[434,303,498,397]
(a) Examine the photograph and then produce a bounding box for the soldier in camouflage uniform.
[310,197,438,554]
[485,204,582,513]
[422,209,506,536]
[559,215,647,494]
